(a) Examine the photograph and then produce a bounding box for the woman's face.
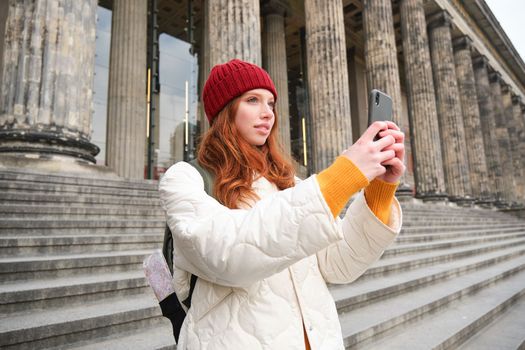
[234,89,275,146]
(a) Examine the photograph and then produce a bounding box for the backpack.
[160,159,215,342]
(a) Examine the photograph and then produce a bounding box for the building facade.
[0,0,524,208]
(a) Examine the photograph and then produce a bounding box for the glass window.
[154,34,198,178]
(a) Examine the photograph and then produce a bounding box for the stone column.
[489,72,515,204]
[106,0,148,179]
[262,0,292,156]
[0,0,99,162]
[472,56,504,203]
[363,0,412,195]
[499,81,518,204]
[207,0,261,67]
[514,100,525,205]
[452,36,490,202]
[510,94,525,203]
[427,11,472,203]
[0,0,9,77]
[399,0,447,200]
[197,1,211,135]
[305,0,352,172]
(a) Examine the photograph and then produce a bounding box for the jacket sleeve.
[316,190,402,284]
[159,161,343,288]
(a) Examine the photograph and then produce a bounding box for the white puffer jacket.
[159,161,402,349]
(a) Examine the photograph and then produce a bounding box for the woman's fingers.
[381,157,406,174]
[385,121,400,131]
[378,129,404,143]
[382,143,404,159]
[374,134,395,150]
[378,149,396,163]
[362,121,388,142]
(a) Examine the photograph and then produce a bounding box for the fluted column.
[305,0,352,171]
[515,100,525,205]
[363,0,411,195]
[106,0,147,179]
[472,56,504,203]
[510,94,525,203]
[499,82,518,204]
[262,1,292,156]
[489,73,515,204]
[427,11,471,203]
[452,36,490,202]
[207,0,261,67]
[399,0,446,200]
[197,1,211,135]
[0,0,99,162]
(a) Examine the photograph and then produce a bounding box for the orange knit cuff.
[316,156,370,218]
[364,178,398,225]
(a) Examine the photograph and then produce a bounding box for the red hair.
[197,98,295,209]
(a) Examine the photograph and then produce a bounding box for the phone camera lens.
[375,94,380,105]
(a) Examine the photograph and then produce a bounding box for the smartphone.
[368,89,392,126]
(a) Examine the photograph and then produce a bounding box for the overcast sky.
[484,0,525,62]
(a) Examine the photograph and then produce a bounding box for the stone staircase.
[0,169,175,350]
[0,169,524,349]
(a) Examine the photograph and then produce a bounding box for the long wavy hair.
[197,97,295,209]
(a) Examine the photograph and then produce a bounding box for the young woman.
[159,59,404,349]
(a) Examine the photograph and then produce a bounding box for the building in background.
[1,0,525,207]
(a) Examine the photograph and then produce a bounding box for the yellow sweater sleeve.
[364,178,398,225]
[316,156,369,218]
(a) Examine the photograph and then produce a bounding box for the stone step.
[0,204,164,219]
[400,222,524,234]
[353,269,525,349]
[384,231,525,258]
[0,180,159,199]
[0,292,173,349]
[0,192,161,207]
[0,218,165,228]
[361,237,525,280]
[401,205,499,212]
[402,214,519,223]
[456,294,525,350]
[0,219,165,235]
[0,234,164,256]
[2,227,164,236]
[0,250,152,281]
[330,244,525,313]
[402,210,510,219]
[338,255,525,348]
[394,226,525,244]
[66,324,176,350]
[0,271,148,313]
[401,216,522,226]
[0,170,158,191]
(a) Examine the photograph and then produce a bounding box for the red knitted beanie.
[202,59,277,124]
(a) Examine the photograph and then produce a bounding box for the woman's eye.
[268,102,275,110]
[247,97,258,103]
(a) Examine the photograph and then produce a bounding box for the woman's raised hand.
[341,121,401,182]
[376,121,406,184]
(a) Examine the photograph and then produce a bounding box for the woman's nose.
[261,104,274,118]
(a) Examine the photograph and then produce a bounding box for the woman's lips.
[254,125,270,134]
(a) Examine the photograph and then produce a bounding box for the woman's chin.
[246,136,268,146]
